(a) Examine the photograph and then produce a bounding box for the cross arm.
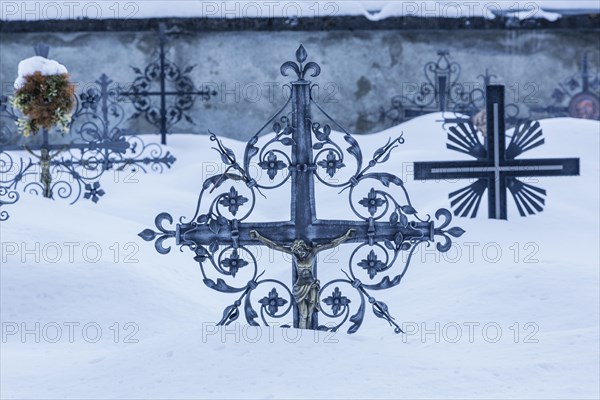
[311,220,434,246]
[414,158,580,181]
[177,219,435,250]
[177,221,297,249]
[414,160,495,180]
[503,158,580,177]
[1,141,130,154]
[119,90,215,97]
[140,215,440,256]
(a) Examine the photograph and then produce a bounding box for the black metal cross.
[140,46,464,334]
[415,85,580,220]
[119,23,217,145]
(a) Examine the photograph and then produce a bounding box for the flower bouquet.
[11,55,75,137]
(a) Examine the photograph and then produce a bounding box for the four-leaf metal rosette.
[140,46,465,334]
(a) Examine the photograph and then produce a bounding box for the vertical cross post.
[581,51,590,93]
[487,85,506,218]
[436,50,450,112]
[158,23,168,145]
[40,128,52,198]
[290,79,317,328]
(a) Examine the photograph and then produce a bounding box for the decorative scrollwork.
[0,186,19,221]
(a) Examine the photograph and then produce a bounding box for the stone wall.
[1,17,599,139]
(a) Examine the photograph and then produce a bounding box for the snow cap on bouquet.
[14,56,69,89]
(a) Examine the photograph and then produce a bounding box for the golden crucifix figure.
[250,228,355,329]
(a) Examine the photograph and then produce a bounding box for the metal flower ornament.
[140,45,465,334]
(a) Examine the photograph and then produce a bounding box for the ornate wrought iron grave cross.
[0,45,176,221]
[140,46,464,334]
[415,85,580,220]
[530,51,599,120]
[119,23,217,145]
[380,50,461,126]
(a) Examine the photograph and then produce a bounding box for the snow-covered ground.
[1,1,599,22]
[0,114,599,399]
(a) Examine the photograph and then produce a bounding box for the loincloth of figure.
[293,279,321,312]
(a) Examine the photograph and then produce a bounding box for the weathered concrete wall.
[1,26,598,139]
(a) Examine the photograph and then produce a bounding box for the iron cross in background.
[414,85,580,220]
[440,69,527,130]
[140,46,464,334]
[0,45,176,220]
[530,51,600,120]
[120,23,217,145]
[380,50,461,126]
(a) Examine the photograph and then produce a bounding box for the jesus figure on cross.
[250,228,356,329]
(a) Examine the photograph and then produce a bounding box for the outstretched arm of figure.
[51,145,68,159]
[315,228,356,253]
[24,147,41,159]
[249,230,293,255]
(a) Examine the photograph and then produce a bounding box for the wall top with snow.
[1,1,600,31]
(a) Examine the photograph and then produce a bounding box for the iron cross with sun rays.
[140,46,464,334]
[415,85,580,220]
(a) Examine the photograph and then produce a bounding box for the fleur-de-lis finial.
[280,44,321,81]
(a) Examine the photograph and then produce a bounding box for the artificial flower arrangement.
[11,56,76,137]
